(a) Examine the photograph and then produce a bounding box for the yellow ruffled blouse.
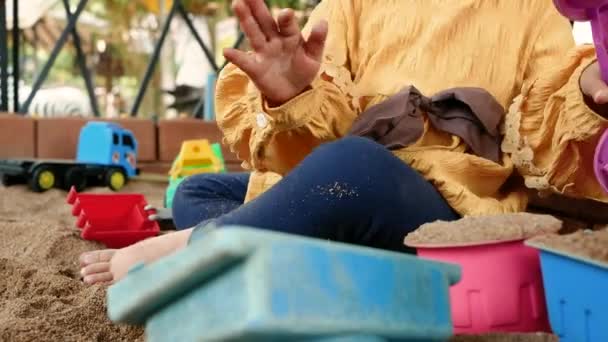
[215,0,608,216]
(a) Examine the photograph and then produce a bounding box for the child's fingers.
[224,48,260,77]
[233,0,267,51]
[81,262,111,278]
[83,272,113,285]
[304,20,328,61]
[594,89,608,104]
[581,62,608,104]
[244,0,278,39]
[277,8,299,37]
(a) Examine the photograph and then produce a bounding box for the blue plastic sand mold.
[107,227,461,342]
[527,241,608,342]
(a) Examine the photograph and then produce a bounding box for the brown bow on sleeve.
[349,86,504,163]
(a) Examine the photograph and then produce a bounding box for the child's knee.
[174,174,219,198]
[313,136,384,161]
[172,175,209,210]
[323,136,385,156]
[310,136,404,175]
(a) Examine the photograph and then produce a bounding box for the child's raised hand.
[224,0,328,106]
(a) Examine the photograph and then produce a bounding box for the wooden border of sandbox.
[0,113,244,174]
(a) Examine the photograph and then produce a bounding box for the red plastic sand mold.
[66,187,160,248]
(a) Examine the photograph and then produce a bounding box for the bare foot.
[79,249,116,285]
[79,228,194,285]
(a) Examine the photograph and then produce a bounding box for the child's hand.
[580,61,608,104]
[224,0,328,106]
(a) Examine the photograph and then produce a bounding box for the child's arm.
[216,0,357,176]
[503,3,608,201]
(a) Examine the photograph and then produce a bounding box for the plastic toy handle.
[144,207,156,218]
[554,0,608,83]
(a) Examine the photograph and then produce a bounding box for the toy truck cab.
[77,122,139,178]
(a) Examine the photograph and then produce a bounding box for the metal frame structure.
[62,0,99,117]
[0,0,9,112]
[11,0,17,112]
[192,32,245,119]
[129,0,244,119]
[0,0,21,113]
[17,0,100,116]
[0,0,244,118]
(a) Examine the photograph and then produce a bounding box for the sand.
[0,182,562,341]
[404,213,563,247]
[0,181,166,342]
[528,228,608,264]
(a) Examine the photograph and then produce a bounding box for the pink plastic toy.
[414,240,551,334]
[553,0,608,82]
[66,187,160,248]
[594,129,608,193]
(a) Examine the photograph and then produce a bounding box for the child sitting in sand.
[80,0,608,284]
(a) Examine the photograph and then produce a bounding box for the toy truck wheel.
[105,168,127,191]
[29,166,56,192]
[65,167,87,192]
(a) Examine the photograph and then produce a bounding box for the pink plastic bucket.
[416,240,551,334]
[594,129,608,194]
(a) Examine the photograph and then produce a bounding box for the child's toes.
[81,262,111,278]
[83,272,113,285]
[79,249,116,267]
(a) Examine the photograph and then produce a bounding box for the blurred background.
[1,1,591,120]
[3,0,321,119]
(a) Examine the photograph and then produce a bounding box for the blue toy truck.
[0,121,139,192]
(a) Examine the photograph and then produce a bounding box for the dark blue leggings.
[172,137,458,253]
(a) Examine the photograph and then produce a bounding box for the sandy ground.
[0,181,559,341]
[0,181,166,342]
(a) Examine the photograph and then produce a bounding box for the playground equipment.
[0,121,138,192]
[1,0,242,118]
[129,0,244,119]
[67,186,160,248]
[108,227,461,341]
[164,139,225,208]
